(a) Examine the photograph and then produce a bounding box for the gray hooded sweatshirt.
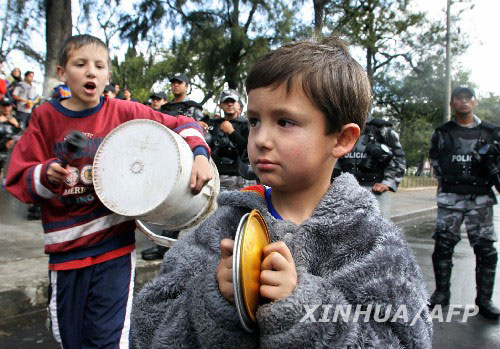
[132,173,432,348]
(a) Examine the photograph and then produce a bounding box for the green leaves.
[119,0,298,102]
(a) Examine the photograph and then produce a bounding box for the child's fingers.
[263,241,294,265]
[190,170,200,194]
[50,162,69,176]
[260,284,282,301]
[261,251,289,272]
[217,259,233,282]
[260,269,281,286]
[220,239,234,259]
[219,280,233,301]
[189,156,214,195]
[47,163,70,184]
[216,260,234,303]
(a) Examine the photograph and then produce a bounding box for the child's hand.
[190,155,214,195]
[47,162,69,185]
[260,241,297,301]
[217,238,235,304]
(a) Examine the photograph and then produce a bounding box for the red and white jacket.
[6,96,209,270]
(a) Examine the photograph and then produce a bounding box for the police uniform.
[335,118,406,216]
[429,114,500,319]
[207,90,256,191]
[161,97,204,121]
[207,115,251,190]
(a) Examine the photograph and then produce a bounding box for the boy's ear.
[331,123,361,158]
[107,71,112,85]
[56,66,66,82]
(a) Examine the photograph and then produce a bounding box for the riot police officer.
[334,117,406,216]
[161,73,204,121]
[429,86,500,319]
[206,89,253,190]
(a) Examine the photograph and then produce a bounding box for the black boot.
[429,258,452,307]
[429,236,457,308]
[474,242,500,320]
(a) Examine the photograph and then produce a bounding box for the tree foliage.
[110,47,176,102]
[0,0,44,64]
[324,0,425,86]
[120,0,302,103]
[475,94,500,126]
[74,0,125,50]
[317,0,475,169]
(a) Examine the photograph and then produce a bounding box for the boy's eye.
[248,118,260,127]
[277,119,295,128]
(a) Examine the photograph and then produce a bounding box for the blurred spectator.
[0,62,7,99]
[235,98,245,117]
[7,68,22,105]
[0,97,21,185]
[149,91,167,111]
[12,71,39,129]
[123,88,136,101]
[7,67,22,85]
[103,84,116,98]
[0,97,20,126]
[112,83,122,99]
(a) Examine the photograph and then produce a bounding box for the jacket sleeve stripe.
[26,166,39,201]
[44,213,131,245]
[177,128,205,140]
[34,164,57,200]
[173,122,203,133]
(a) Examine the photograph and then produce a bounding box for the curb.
[0,260,162,321]
[391,207,437,226]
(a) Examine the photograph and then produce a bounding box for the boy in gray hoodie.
[132,36,432,348]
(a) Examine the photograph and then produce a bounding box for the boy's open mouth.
[84,82,96,92]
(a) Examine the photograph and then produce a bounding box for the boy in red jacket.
[6,34,213,348]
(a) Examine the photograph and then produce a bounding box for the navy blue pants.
[48,251,136,348]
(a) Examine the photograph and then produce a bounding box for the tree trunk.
[366,45,373,84]
[313,0,327,36]
[43,0,72,98]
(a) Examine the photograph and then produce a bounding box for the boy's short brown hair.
[58,34,111,68]
[245,36,371,134]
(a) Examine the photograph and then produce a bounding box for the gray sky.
[416,0,500,96]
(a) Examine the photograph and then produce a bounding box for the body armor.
[430,121,499,195]
[337,118,397,185]
[207,117,249,176]
[161,100,204,121]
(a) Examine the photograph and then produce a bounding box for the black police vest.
[437,121,496,195]
[338,119,392,184]
[161,100,203,119]
[208,117,248,176]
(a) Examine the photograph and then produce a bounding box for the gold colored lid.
[240,209,270,322]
